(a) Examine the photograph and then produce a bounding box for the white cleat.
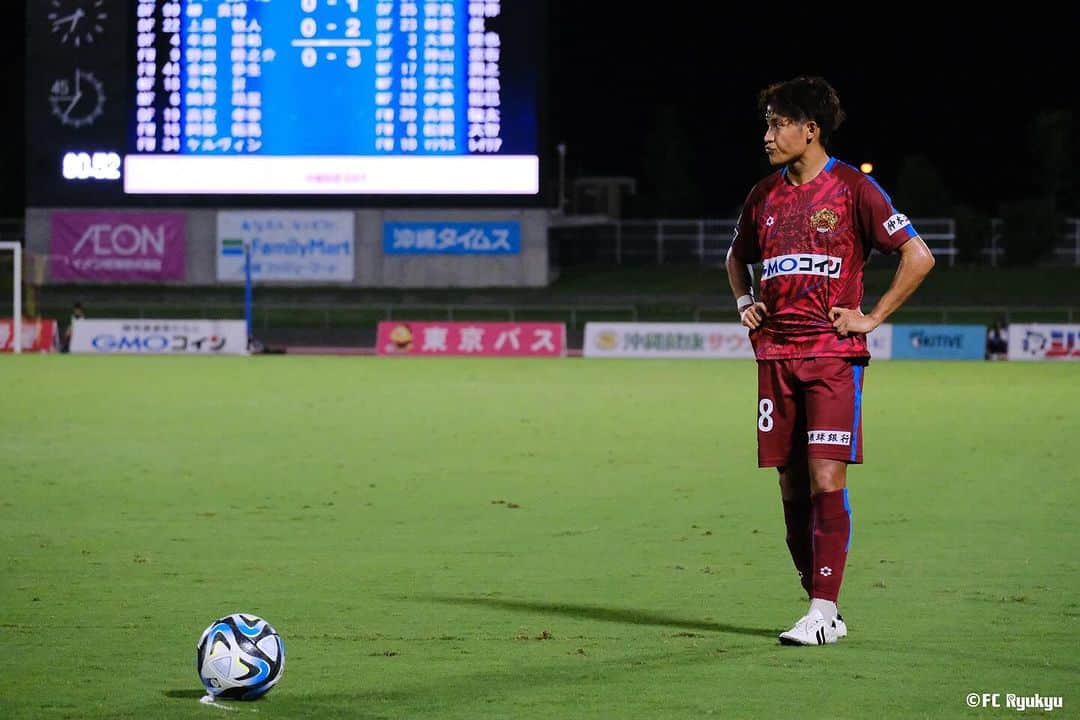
[778,609,846,646]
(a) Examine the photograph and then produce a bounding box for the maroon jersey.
[731,158,919,360]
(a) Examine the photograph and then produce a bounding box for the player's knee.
[808,459,847,494]
[778,466,810,500]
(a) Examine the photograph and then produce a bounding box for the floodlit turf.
[1,356,1078,719]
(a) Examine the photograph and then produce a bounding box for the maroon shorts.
[756,357,867,468]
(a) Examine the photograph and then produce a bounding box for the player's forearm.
[867,237,935,324]
[725,248,754,299]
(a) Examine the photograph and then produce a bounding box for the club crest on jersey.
[810,208,839,233]
[883,212,911,235]
[761,253,842,281]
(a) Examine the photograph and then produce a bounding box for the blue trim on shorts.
[850,365,863,462]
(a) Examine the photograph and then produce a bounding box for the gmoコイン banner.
[70,320,248,355]
[217,211,354,282]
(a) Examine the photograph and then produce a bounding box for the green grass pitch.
[2,356,1077,719]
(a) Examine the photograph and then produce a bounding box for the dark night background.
[5,3,1079,221]
[543,5,1080,221]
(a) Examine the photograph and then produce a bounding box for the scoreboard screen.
[27,0,546,205]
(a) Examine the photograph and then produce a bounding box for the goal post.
[0,241,21,354]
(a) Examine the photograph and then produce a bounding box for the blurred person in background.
[986,319,1008,360]
[62,301,84,353]
[726,76,935,646]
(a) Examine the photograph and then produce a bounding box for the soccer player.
[725,76,935,645]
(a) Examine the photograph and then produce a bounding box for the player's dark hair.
[758,76,846,148]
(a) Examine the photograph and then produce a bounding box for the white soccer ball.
[196,613,285,700]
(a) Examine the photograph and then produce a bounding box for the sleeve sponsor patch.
[807,430,852,446]
[883,213,911,235]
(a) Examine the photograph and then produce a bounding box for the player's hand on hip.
[740,302,769,330]
[829,307,878,337]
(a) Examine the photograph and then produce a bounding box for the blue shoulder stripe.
[837,160,894,205]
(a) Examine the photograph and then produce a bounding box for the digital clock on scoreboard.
[27,0,547,206]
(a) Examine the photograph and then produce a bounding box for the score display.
[27,0,546,205]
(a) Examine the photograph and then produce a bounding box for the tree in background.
[1001,196,1061,266]
[1030,110,1072,207]
[641,105,701,217]
[893,154,952,217]
[1002,110,1071,265]
[893,154,993,265]
[951,203,992,265]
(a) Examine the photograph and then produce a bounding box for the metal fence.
[554,217,1080,267]
[1061,218,1080,265]
[985,218,1080,267]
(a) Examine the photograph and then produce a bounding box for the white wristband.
[736,294,755,313]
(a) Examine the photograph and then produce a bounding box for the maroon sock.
[782,499,813,597]
[811,489,851,603]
